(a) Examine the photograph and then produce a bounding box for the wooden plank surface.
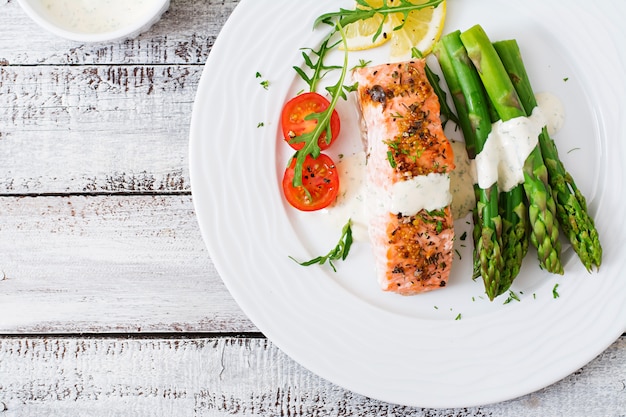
[0,64,198,194]
[0,0,250,332]
[1,335,624,417]
[0,194,254,333]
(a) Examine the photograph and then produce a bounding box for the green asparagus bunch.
[434,24,602,298]
[460,25,563,275]
[493,39,602,271]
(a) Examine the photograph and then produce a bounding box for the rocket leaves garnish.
[290,219,353,272]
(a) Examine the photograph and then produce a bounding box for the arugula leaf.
[290,219,354,272]
[411,47,459,128]
[293,36,342,93]
[351,59,372,71]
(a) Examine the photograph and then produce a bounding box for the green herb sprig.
[290,219,354,272]
[503,290,520,304]
[552,283,560,299]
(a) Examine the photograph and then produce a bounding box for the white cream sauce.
[474,106,546,192]
[449,140,476,220]
[390,173,452,215]
[38,0,160,34]
[535,91,565,136]
[322,152,369,241]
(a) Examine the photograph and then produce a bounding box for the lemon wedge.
[341,0,447,58]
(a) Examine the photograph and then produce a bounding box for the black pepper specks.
[368,85,387,106]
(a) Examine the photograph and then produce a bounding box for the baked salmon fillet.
[353,60,455,295]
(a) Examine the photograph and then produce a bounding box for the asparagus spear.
[435,31,504,299]
[460,25,563,275]
[493,39,602,271]
[433,35,481,280]
[491,99,529,290]
[499,182,529,289]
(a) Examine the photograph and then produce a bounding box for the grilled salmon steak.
[353,60,455,295]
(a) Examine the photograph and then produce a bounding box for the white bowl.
[17,0,170,43]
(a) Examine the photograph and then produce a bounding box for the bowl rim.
[16,0,170,42]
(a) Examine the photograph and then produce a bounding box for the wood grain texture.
[0,195,255,333]
[0,64,198,194]
[0,335,624,417]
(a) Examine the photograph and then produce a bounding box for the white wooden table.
[0,1,624,415]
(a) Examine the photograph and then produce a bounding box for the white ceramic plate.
[190,0,626,408]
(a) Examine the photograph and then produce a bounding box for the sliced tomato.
[282,153,340,211]
[280,92,341,151]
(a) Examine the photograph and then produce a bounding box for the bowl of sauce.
[17,0,170,42]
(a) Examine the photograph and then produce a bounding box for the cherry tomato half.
[282,153,340,211]
[280,92,341,151]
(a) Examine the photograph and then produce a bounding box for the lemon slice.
[342,11,393,51]
[341,0,446,57]
[389,0,447,59]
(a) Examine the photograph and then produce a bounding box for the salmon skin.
[353,60,455,295]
